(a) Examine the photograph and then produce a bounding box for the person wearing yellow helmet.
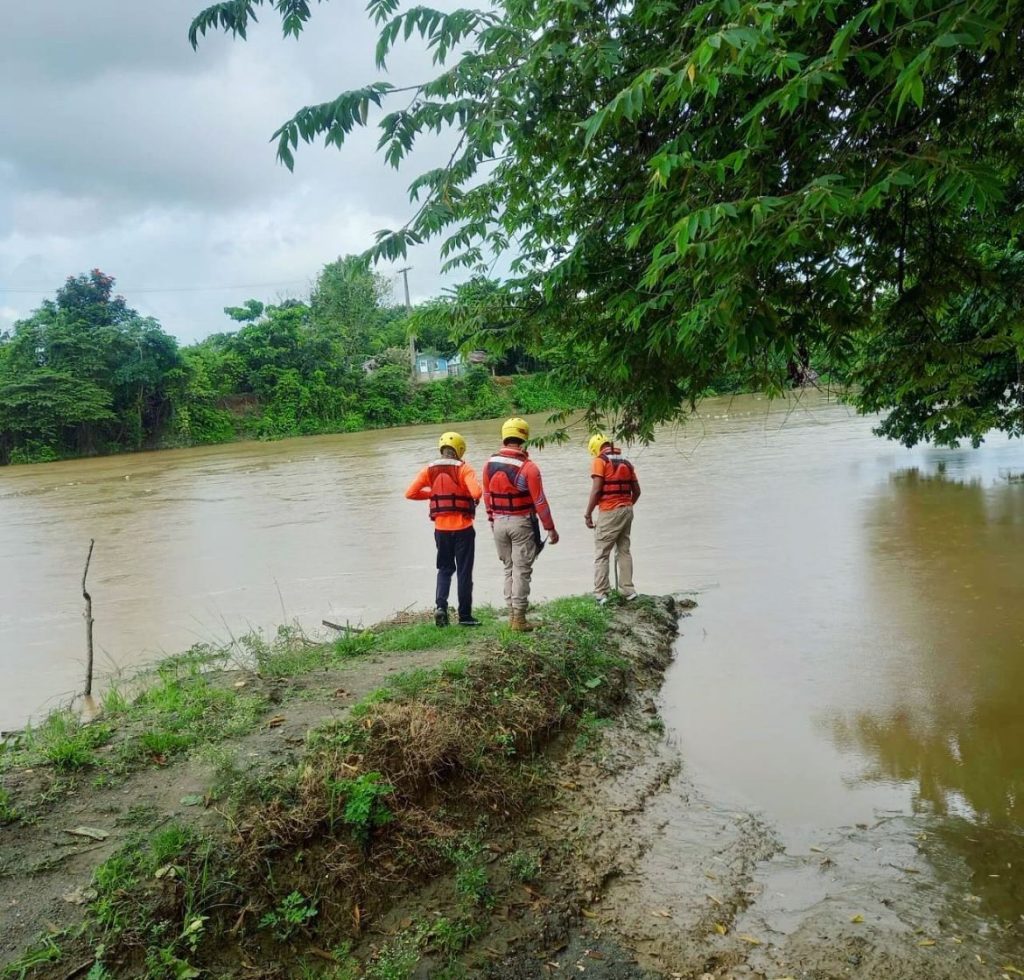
[405,431,482,627]
[584,433,641,604]
[500,417,531,442]
[482,417,559,631]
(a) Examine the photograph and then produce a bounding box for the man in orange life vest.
[583,434,641,604]
[405,431,483,628]
[482,417,559,632]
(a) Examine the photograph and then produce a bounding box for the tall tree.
[0,271,181,460]
[192,0,1024,443]
[310,255,404,362]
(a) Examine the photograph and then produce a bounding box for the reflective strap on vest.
[428,459,475,520]
[599,456,635,498]
[485,456,534,515]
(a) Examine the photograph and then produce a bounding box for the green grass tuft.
[115,663,266,765]
[0,787,19,825]
[364,934,419,980]
[506,849,540,883]
[17,711,112,773]
[0,935,63,978]
[258,890,318,940]
[370,606,501,654]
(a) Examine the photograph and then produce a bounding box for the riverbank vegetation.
[0,261,584,466]
[0,597,679,979]
[191,0,1024,449]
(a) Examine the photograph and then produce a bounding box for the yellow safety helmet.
[501,417,530,442]
[588,433,612,457]
[438,431,467,459]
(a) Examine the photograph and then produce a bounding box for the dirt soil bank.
[1,642,466,969]
[2,597,1021,979]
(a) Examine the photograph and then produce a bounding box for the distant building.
[415,351,467,382]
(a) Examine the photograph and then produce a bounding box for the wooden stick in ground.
[82,539,95,697]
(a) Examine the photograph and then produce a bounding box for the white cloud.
[0,0,465,342]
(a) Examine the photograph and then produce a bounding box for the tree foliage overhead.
[192,0,1024,444]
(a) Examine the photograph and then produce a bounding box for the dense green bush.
[0,263,583,464]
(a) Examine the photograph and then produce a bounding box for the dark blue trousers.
[435,526,475,621]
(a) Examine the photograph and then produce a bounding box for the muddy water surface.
[3,391,1023,942]
[603,393,1024,970]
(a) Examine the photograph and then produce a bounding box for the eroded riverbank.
[0,596,679,978]
[3,595,1022,979]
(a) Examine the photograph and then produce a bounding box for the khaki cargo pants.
[492,516,537,612]
[594,505,635,598]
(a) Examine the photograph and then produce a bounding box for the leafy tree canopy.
[0,260,582,463]
[310,254,405,356]
[192,0,1024,444]
[0,271,181,458]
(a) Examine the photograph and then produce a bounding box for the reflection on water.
[823,463,1024,922]
[830,707,1024,824]
[830,464,1024,827]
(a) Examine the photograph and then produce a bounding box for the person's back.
[482,418,559,631]
[425,456,476,530]
[405,432,482,627]
[483,446,536,517]
[583,434,640,603]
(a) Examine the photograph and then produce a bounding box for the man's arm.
[481,464,494,520]
[404,466,432,500]
[462,464,482,501]
[584,475,604,528]
[525,464,559,543]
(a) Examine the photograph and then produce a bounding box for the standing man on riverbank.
[584,434,640,604]
[483,417,559,632]
[405,432,482,628]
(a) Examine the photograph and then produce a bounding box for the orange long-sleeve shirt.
[405,460,481,531]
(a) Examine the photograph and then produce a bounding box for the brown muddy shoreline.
[2,596,1022,979]
[0,598,679,978]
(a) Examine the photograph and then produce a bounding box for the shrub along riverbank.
[0,267,585,466]
[0,596,679,979]
[173,368,581,449]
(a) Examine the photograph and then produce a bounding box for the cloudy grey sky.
[0,0,460,342]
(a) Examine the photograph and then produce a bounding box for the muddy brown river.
[3,390,1023,951]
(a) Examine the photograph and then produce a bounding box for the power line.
[0,278,312,295]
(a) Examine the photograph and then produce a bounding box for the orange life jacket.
[599,452,636,504]
[484,454,534,515]
[428,458,475,521]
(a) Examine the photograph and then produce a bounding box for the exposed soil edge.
[1,596,685,979]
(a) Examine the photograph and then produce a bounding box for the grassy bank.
[167,369,584,449]
[0,596,679,979]
[4,369,583,465]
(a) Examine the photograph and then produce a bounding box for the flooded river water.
[3,390,1023,942]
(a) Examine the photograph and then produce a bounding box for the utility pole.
[397,266,415,379]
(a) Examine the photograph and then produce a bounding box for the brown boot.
[510,609,535,633]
